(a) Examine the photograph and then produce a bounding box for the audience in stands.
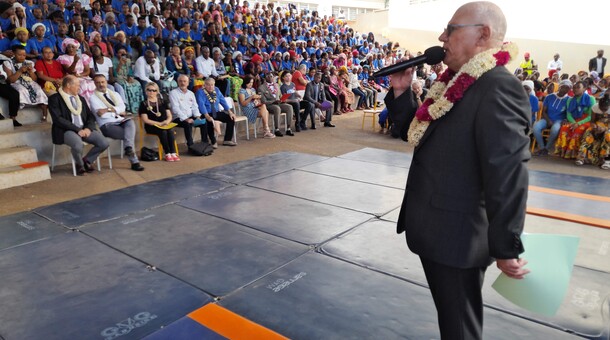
[0,0,608,171]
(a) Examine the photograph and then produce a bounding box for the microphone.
[373,46,446,78]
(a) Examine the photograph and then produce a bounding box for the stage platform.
[1,148,609,339]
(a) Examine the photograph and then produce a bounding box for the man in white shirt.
[134,50,161,95]
[195,46,218,79]
[547,53,563,77]
[89,74,144,171]
[169,74,208,155]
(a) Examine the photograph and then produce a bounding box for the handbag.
[140,147,159,161]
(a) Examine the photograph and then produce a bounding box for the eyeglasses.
[146,89,158,92]
[443,23,484,37]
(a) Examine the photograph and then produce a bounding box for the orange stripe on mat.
[529,185,610,203]
[20,161,48,169]
[527,207,610,230]
[188,304,288,340]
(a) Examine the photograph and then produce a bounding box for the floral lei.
[408,42,518,146]
[204,88,217,103]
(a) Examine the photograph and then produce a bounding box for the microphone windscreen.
[424,46,446,65]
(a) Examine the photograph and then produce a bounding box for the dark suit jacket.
[257,82,281,104]
[384,87,418,141]
[304,81,327,104]
[397,66,530,269]
[49,93,98,145]
[589,57,607,76]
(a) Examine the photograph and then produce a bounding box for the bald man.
[390,2,531,338]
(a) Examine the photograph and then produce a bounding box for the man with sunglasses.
[390,2,531,338]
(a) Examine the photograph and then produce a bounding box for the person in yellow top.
[520,52,537,76]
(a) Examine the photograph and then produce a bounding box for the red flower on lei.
[415,50,509,122]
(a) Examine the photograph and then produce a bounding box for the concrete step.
[0,146,38,168]
[0,161,51,190]
[0,99,47,126]
[0,119,13,133]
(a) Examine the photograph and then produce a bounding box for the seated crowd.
[2,0,605,172]
[0,0,398,174]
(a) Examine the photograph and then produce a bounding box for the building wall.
[352,10,604,77]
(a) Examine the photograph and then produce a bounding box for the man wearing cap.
[533,80,571,156]
[520,52,537,76]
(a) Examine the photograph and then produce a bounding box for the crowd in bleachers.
[0,0,607,172]
[513,50,610,170]
[0,0,401,171]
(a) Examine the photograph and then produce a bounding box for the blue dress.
[239,88,259,123]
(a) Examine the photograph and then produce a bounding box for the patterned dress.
[57,54,95,104]
[3,59,48,108]
[576,104,610,165]
[239,88,259,123]
[112,57,143,114]
[555,93,595,159]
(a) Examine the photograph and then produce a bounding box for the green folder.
[492,233,580,316]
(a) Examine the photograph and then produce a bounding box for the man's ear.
[477,25,491,45]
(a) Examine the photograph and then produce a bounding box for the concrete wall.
[352,10,604,77]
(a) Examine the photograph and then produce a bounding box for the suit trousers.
[100,120,138,163]
[173,118,208,147]
[63,130,109,167]
[207,111,234,144]
[420,257,487,340]
[265,103,294,131]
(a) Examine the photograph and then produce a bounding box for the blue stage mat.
[36,174,229,228]
[321,219,610,339]
[179,185,372,245]
[219,252,579,339]
[248,170,404,216]
[197,151,328,184]
[529,170,610,197]
[298,157,409,189]
[82,204,309,297]
[0,232,212,340]
[337,147,412,168]
[528,190,610,221]
[0,211,66,252]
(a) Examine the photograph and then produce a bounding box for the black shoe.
[310,125,316,130]
[324,122,336,127]
[300,124,308,131]
[12,119,22,127]
[131,162,145,171]
[285,129,295,136]
[0,113,4,120]
[274,129,283,137]
[295,125,301,132]
[82,158,94,172]
[76,166,87,176]
[124,146,135,158]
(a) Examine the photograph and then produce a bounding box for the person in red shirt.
[35,46,66,97]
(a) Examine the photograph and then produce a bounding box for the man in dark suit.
[304,72,335,128]
[388,2,531,339]
[49,75,109,175]
[588,49,606,78]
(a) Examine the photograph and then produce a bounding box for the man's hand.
[204,114,213,122]
[497,258,530,279]
[390,64,414,98]
[185,118,194,124]
[78,128,91,138]
[229,111,236,121]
